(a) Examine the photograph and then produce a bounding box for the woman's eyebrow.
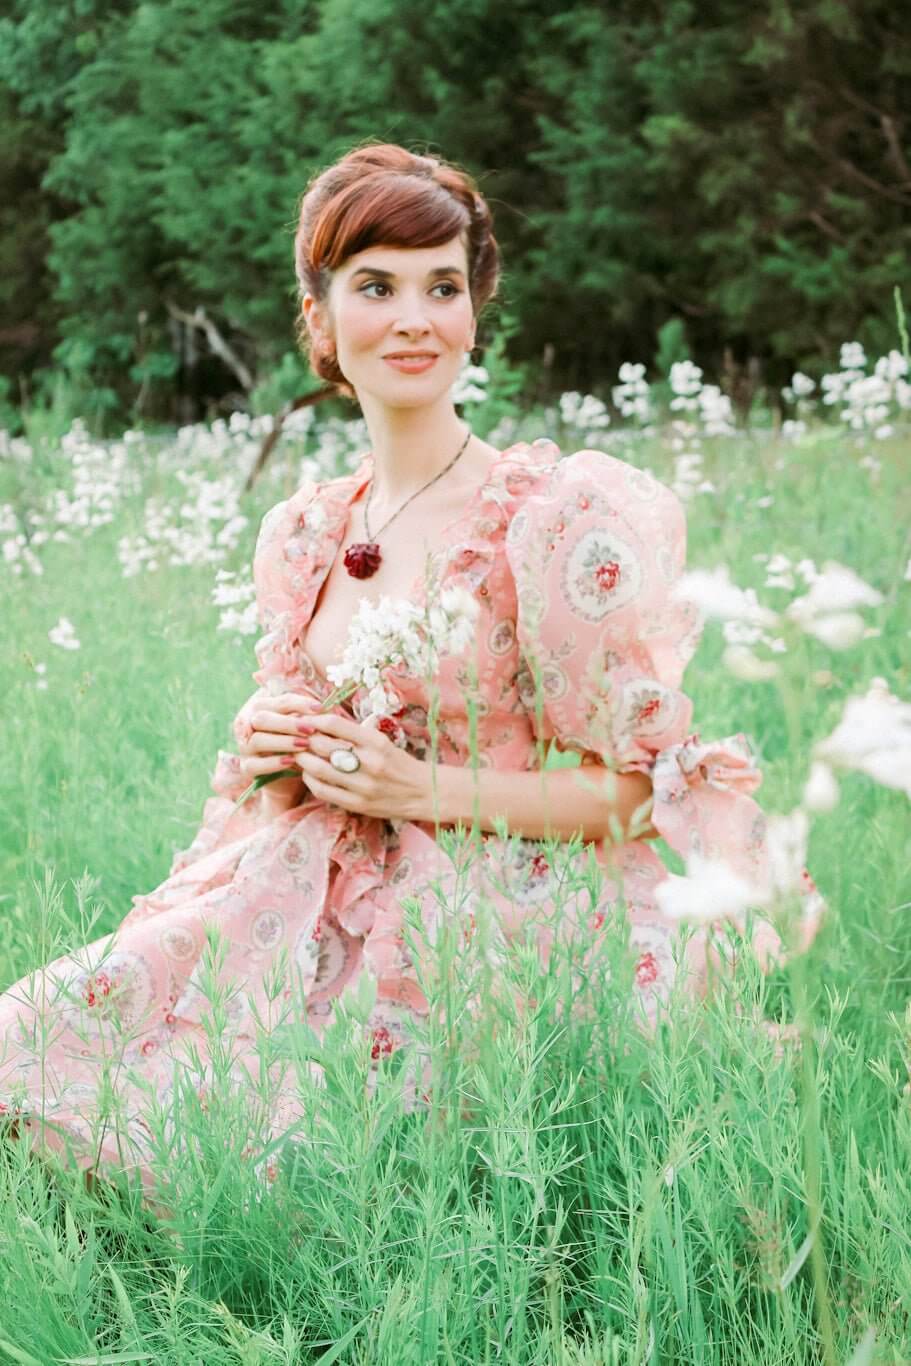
[350,266,466,280]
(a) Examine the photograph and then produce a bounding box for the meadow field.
[1,349,910,1363]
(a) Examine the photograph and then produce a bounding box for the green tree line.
[1,0,908,431]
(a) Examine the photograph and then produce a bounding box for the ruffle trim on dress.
[648,732,828,954]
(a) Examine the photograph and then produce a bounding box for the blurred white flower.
[672,565,779,626]
[48,616,80,650]
[785,561,883,620]
[784,562,882,649]
[452,361,489,406]
[669,360,703,399]
[813,678,911,798]
[722,645,780,681]
[761,808,810,904]
[795,559,820,584]
[764,554,796,591]
[840,341,867,372]
[654,851,759,924]
[802,612,868,649]
[791,371,816,397]
[802,761,840,813]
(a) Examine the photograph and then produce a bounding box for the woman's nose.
[392,295,432,333]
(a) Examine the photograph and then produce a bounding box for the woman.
[0,143,825,1208]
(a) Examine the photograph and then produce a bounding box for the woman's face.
[305,234,476,407]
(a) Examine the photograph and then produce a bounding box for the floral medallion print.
[610,678,683,748]
[251,908,286,952]
[516,657,570,714]
[559,527,642,624]
[159,923,197,963]
[277,828,313,885]
[56,949,156,1039]
[488,617,517,657]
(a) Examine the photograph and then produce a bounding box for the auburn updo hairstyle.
[293,142,501,403]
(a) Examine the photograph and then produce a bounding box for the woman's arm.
[420,759,660,844]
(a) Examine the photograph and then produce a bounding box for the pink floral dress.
[0,439,826,1202]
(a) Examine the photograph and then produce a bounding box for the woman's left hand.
[292,711,431,821]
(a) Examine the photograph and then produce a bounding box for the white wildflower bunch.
[784,560,883,649]
[612,362,656,426]
[672,557,883,682]
[451,360,489,406]
[811,676,911,800]
[48,616,81,651]
[324,596,427,717]
[234,581,480,810]
[671,565,778,627]
[324,584,481,719]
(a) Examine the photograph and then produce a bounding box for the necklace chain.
[363,423,473,543]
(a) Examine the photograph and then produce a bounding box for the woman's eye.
[360,281,460,299]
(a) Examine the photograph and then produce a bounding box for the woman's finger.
[240,753,299,779]
[274,693,323,712]
[294,711,374,745]
[295,749,365,787]
[255,707,321,739]
[244,727,312,759]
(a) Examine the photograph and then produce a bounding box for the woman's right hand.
[236,691,323,808]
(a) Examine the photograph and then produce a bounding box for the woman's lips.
[383,355,438,373]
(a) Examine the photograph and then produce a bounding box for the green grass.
[1,416,909,1362]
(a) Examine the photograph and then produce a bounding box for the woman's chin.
[362,380,456,409]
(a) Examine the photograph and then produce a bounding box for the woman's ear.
[302,293,328,346]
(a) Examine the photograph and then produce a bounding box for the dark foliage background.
[1,0,908,428]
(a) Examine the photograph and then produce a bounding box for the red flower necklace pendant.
[342,425,472,580]
[343,541,383,579]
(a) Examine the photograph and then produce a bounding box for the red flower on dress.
[378,716,406,747]
[635,951,660,988]
[371,1026,395,1060]
[595,561,621,592]
[83,971,113,1008]
[637,697,662,724]
[530,852,549,878]
[343,542,382,578]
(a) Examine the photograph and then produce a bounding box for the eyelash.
[359,281,461,299]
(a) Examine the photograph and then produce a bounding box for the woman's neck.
[358,398,475,503]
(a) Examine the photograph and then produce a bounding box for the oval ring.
[329,746,361,774]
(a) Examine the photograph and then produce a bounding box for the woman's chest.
[301,501,455,683]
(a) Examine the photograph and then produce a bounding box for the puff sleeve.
[504,449,825,954]
[166,494,309,877]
